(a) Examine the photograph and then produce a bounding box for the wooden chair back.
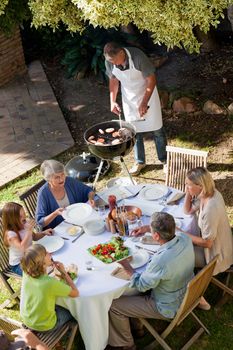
[0,315,78,350]
[19,179,45,218]
[139,256,218,350]
[169,255,218,332]
[165,146,208,192]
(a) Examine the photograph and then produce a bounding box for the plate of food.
[88,236,130,264]
[62,203,93,225]
[66,225,83,236]
[139,184,168,201]
[130,250,150,269]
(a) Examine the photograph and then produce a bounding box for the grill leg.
[120,157,135,186]
[92,159,105,190]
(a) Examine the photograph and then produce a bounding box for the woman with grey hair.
[36,159,95,229]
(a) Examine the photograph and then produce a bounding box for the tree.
[1,0,233,53]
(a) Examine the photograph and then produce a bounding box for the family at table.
[2,158,233,350]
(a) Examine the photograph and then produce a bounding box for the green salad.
[88,236,130,263]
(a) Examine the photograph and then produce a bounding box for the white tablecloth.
[32,185,199,350]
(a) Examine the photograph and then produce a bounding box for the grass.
[0,111,232,349]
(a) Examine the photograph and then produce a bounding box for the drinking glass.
[85,255,94,271]
[97,205,106,219]
[127,217,142,236]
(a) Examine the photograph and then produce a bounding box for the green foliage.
[0,0,30,33]
[1,0,233,52]
[59,26,137,78]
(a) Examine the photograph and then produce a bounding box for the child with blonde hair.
[20,244,79,332]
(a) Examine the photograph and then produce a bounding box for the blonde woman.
[183,167,233,274]
[20,244,78,332]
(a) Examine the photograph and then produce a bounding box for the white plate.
[62,203,93,225]
[36,236,64,253]
[83,219,105,236]
[139,184,168,201]
[107,177,137,188]
[130,250,150,269]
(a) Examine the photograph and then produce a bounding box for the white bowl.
[106,177,137,188]
[83,219,105,236]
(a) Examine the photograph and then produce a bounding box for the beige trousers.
[108,294,166,347]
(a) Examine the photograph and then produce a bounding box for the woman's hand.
[131,225,150,237]
[43,228,53,236]
[89,199,95,208]
[54,207,64,217]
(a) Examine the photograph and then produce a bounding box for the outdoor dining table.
[45,184,199,350]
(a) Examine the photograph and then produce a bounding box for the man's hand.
[131,225,150,237]
[110,102,121,115]
[139,101,149,118]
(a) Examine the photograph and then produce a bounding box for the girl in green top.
[20,244,79,332]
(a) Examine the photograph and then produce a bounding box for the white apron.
[112,48,163,133]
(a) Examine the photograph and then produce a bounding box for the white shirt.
[7,229,32,266]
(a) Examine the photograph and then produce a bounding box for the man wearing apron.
[104,42,167,175]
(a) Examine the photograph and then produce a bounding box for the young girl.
[2,202,53,276]
[20,244,78,332]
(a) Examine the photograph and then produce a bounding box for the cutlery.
[64,220,83,228]
[72,231,84,243]
[127,185,146,198]
[61,236,70,240]
[135,244,156,255]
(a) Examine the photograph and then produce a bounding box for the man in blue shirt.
[107,212,194,350]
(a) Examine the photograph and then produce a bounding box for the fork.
[72,231,84,243]
[127,185,146,199]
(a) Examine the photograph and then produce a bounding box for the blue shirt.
[130,234,194,319]
[36,176,93,229]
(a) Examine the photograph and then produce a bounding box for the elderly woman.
[183,167,233,277]
[36,159,95,229]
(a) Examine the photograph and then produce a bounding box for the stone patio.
[0,61,74,188]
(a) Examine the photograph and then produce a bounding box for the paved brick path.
[0,61,74,188]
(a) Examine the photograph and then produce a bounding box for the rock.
[203,100,225,114]
[158,90,169,109]
[228,102,233,114]
[172,97,198,113]
[149,54,168,68]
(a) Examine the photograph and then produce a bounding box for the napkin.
[111,266,131,280]
[166,191,185,205]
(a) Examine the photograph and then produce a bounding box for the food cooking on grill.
[111,139,121,145]
[112,131,120,138]
[105,127,115,133]
[86,126,133,146]
[88,236,130,263]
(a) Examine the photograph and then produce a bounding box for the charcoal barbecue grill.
[84,120,136,188]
